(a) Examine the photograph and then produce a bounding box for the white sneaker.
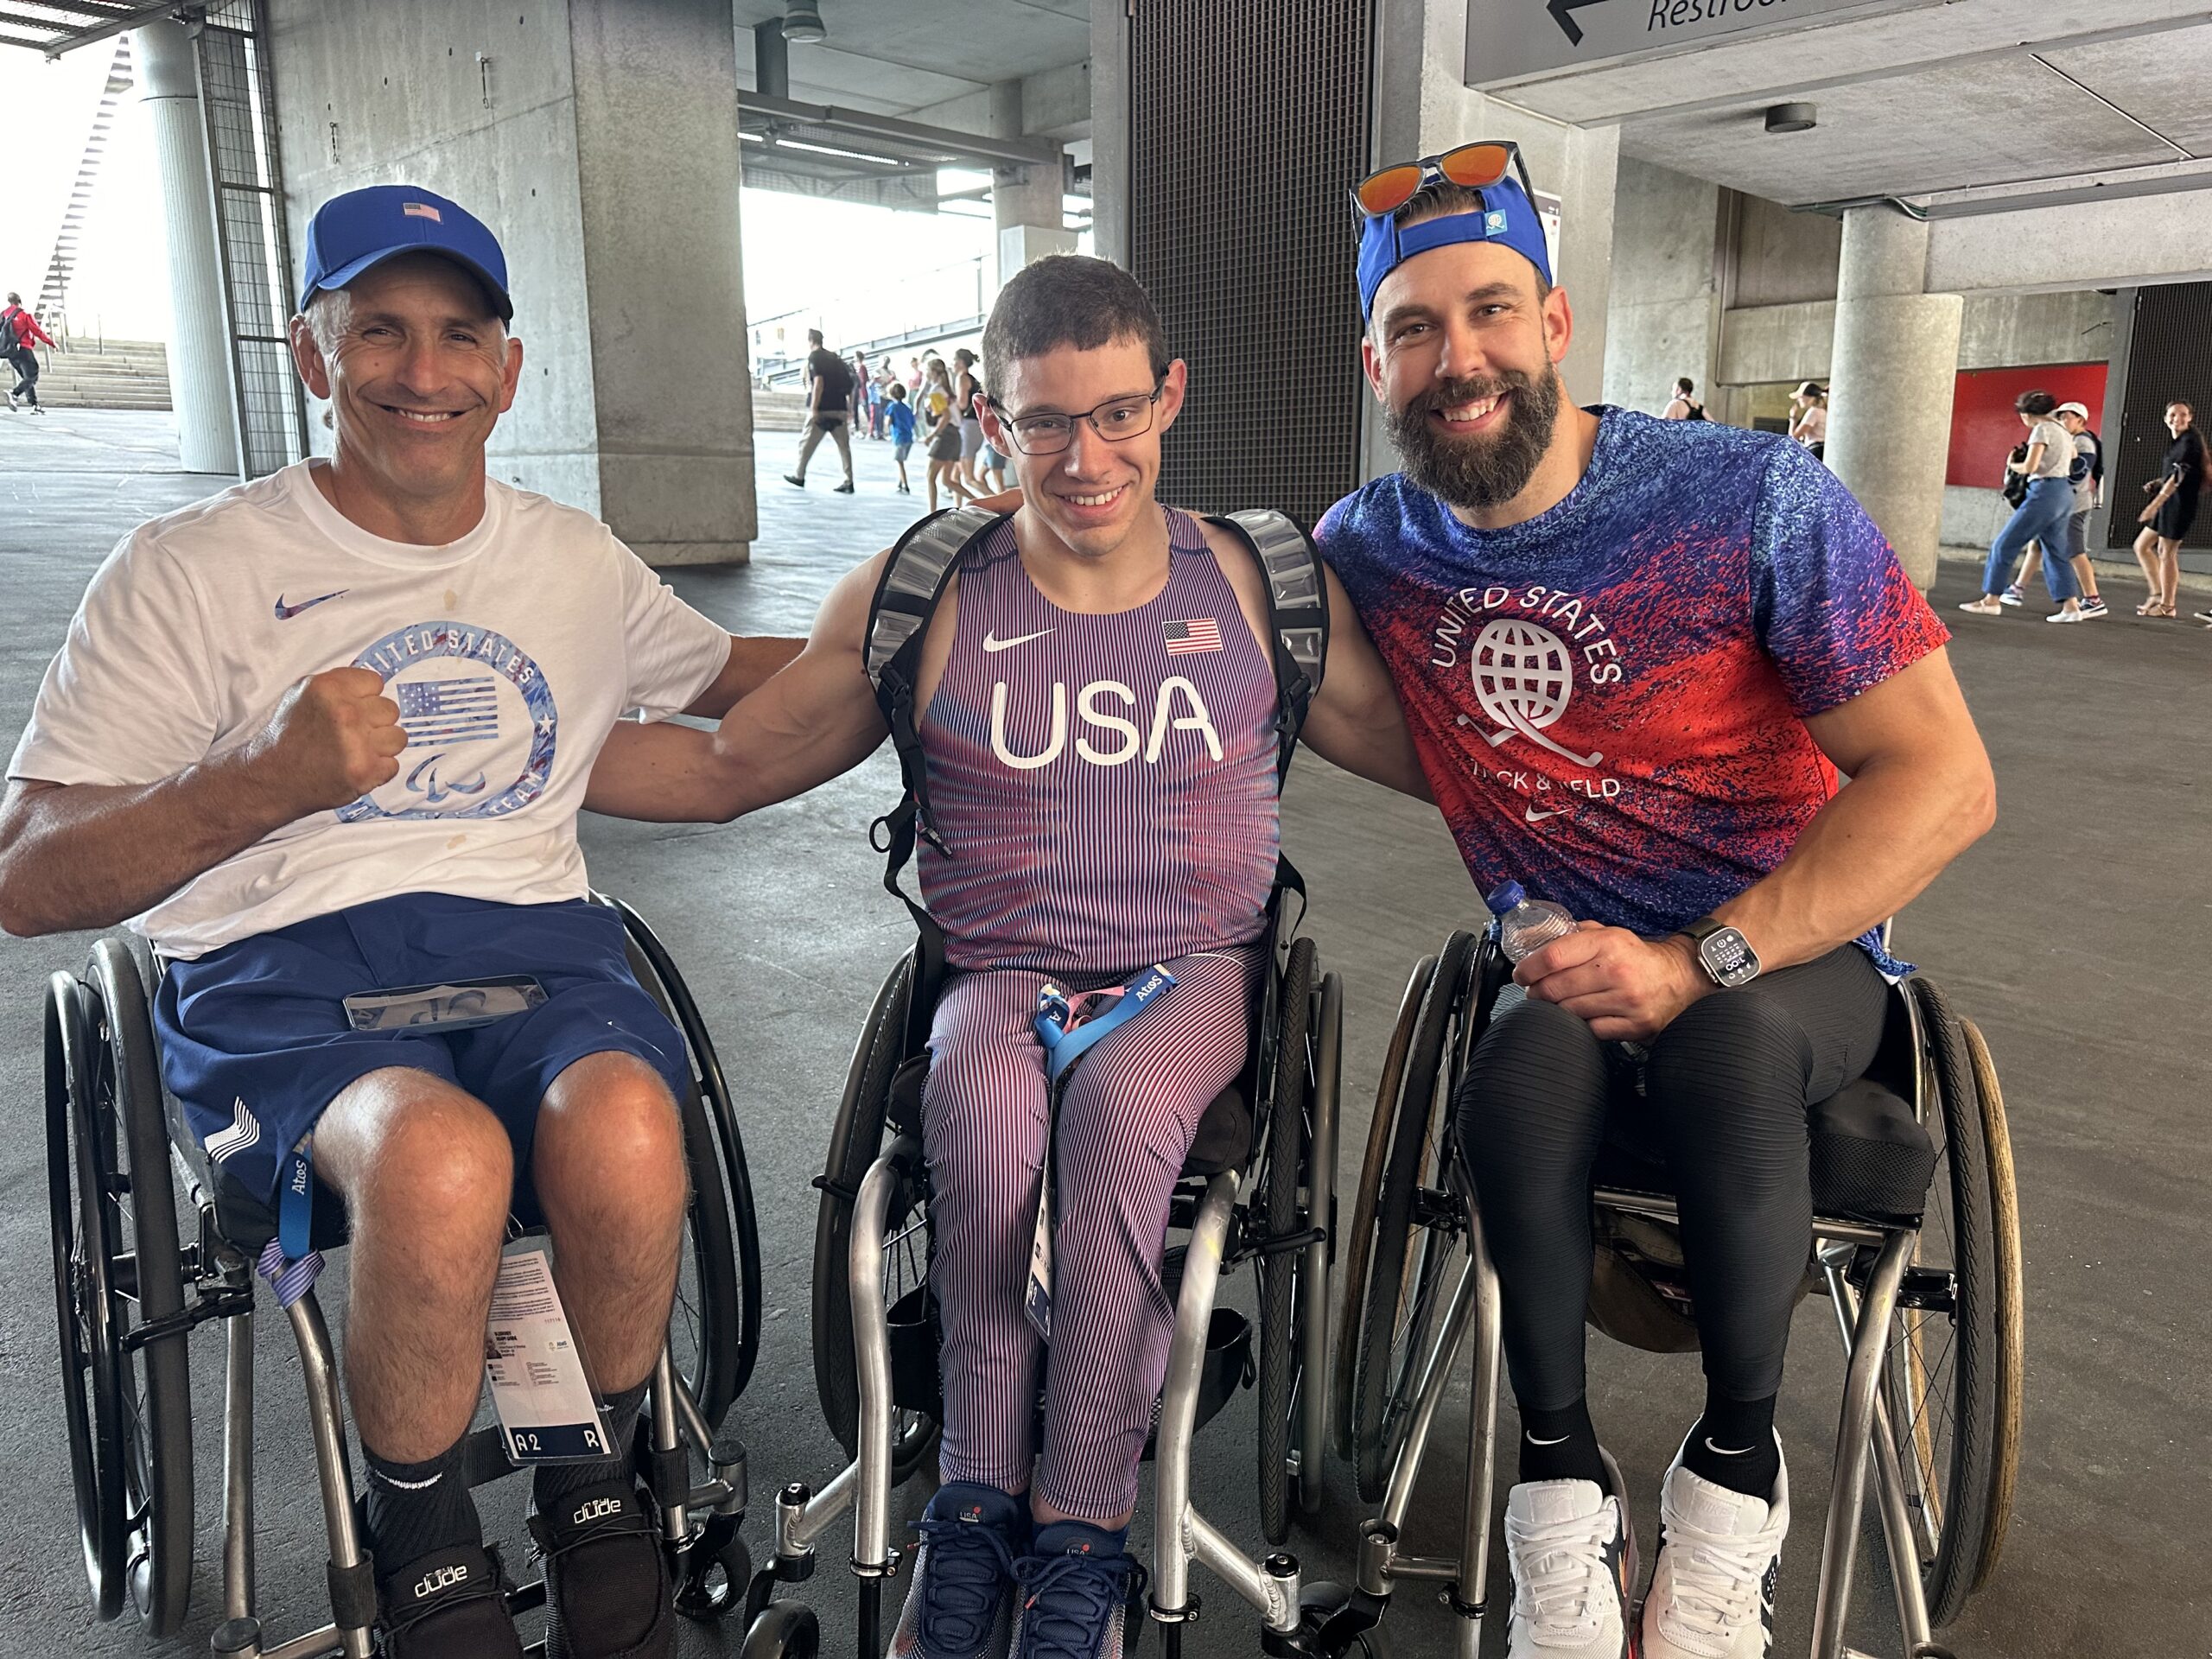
[1503,1449,1634,1658]
[2045,607,2086,623]
[1639,1437,1789,1659]
[1956,597,2005,616]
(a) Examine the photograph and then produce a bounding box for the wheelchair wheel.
[615,900,762,1433]
[737,1599,821,1658]
[1958,1014,2023,1590]
[1256,936,1316,1545]
[1332,954,1433,1462]
[811,954,939,1482]
[46,941,194,1633]
[1351,931,1478,1502]
[1879,977,2005,1630]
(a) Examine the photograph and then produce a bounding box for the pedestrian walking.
[2001,401,2107,616]
[3,291,55,413]
[2134,400,2202,618]
[1789,381,1826,461]
[1959,389,2086,621]
[884,381,916,493]
[952,346,986,488]
[870,359,894,439]
[784,327,857,493]
[1662,376,1706,420]
[922,359,973,512]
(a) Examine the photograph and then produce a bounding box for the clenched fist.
[251,667,407,815]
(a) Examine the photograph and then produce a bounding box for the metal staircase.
[35,37,134,336]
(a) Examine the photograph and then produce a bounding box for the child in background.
[886,382,917,494]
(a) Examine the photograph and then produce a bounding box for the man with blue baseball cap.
[1317,149,1994,1658]
[0,183,796,1658]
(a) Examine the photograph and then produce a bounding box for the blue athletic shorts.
[154,892,691,1207]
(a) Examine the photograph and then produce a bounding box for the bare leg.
[2070,555,2101,600]
[2133,526,2164,610]
[316,1069,514,1463]
[2158,537,2182,610]
[532,1051,688,1394]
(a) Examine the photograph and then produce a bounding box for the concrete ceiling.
[1485,0,2212,208]
[731,0,1088,123]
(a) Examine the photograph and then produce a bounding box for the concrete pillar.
[569,0,756,564]
[1825,206,1961,590]
[135,20,238,476]
[1601,157,1721,416]
[989,79,1072,295]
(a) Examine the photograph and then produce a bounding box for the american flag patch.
[1163,618,1222,655]
[402,201,443,221]
[397,677,501,746]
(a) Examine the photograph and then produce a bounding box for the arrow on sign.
[1546,0,1607,47]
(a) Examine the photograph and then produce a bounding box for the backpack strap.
[1205,509,1330,785]
[863,505,1008,1052]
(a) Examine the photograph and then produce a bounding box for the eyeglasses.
[988,380,1165,455]
[1351,141,1535,219]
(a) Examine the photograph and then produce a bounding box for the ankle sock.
[365,1434,482,1575]
[533,1380,650,1514]
[1683,1393,1780,1499]
[1517,1397,1606,1488]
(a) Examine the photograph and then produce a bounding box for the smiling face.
[2168,403,2194,435]
[290,252,521,514]
[1361,238,1573,512]
[978,334,1185,561]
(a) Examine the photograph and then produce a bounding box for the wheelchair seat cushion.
[153,892,690,1213]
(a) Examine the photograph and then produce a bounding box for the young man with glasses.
[586,252,1426,1659]
[1316,146,1994,1659]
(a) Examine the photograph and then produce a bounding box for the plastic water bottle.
[1486,880,1577,963]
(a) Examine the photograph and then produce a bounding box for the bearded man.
[1314,151,1994,1659]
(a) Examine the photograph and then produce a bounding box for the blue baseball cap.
[1357,175,1551,321]
[299,185,513,321]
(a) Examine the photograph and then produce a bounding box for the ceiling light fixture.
[1764,101,1817,134]
[783,3,826,44]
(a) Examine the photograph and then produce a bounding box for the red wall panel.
[1946,363,2107,488]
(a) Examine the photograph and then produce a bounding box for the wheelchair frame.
[1332,930,2021,1659]
[44,899,771,1659]
[747,917,1347,1658]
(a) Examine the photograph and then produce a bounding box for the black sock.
[365,1433,482,1576]
[1517,1397,1606,1488]
[532,1380,650,1511]
[1682,1393,1781,1499]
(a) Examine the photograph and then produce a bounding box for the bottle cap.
[1484,880,1525,915]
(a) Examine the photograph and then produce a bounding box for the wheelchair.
[1328,927,2023,1659]
[743,897,1349,1656]
[44,894,771,1658]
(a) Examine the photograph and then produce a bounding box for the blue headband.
[1357,178,1552,320]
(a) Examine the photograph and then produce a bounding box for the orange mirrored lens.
[1437,143,1511,188]
[1356,164,1426,217]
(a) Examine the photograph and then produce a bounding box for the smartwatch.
[1679,916,1761,989]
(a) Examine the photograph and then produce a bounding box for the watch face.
[1699,926,1760,988]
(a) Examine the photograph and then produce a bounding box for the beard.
[1388,365,1561,512]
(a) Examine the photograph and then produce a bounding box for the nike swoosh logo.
[274,589,347,620]
[1703,1437,1753,1456]
[982,627,1054,652]
[1523,805,1567,823]
[1524,1431,1571,1446]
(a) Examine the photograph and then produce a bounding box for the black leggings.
[1454,945,1888,1411]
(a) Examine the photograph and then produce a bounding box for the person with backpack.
[785,327,857,493]
[2,291,55,412]
[584,253,1429,1659]
[2001,401,2107,616]
[1662,376,1705,421]
[1959,389,2088,620]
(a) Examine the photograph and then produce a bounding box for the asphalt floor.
[0,410,2203,1658]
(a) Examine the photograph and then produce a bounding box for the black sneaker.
[377,1543,524,1658]
[783,473,806,488]
[527,1478,674,1659]
[834,480,855,493]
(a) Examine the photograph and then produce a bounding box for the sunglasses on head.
[1351,141,1535,219]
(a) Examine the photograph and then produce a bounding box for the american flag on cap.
[1164,618,1222,655]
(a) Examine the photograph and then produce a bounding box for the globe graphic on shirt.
[1471,619,1575,733]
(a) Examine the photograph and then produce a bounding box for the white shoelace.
[1504,1503,1619,1643]
[1656,1513,1785,1642]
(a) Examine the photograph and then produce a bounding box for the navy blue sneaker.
[1010,1520,1145,1659]
[888,1481,1026,1658]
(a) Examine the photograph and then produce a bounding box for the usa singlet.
[917,509,1280,977]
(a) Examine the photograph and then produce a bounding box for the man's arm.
[585,553,892,823]
[681,634,807,719]
[1297,563,1432,799]
[1518,651,1994,1040]
[0,668,407,936]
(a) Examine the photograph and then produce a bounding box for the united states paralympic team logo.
[1470,619,1604,766]
[335,620,558,822]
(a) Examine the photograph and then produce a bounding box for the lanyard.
[1033,963,1177,1087]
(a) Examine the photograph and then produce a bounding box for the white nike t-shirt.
[10,461,729,957]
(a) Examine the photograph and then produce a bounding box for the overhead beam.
[737,91,1062,172]
[41,0,178,60]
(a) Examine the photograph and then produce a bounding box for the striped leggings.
[922,947,1259,1521]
